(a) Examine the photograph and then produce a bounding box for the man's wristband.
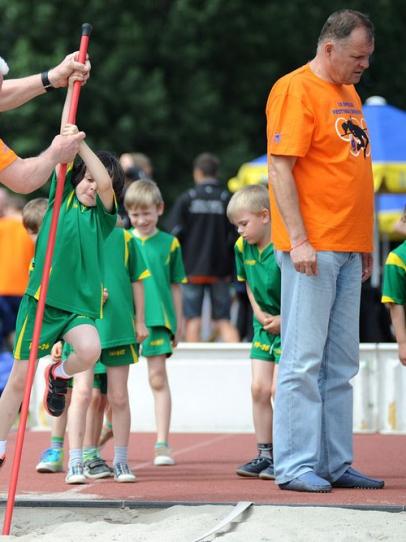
[290,238,308,251]
[41,71,54,92]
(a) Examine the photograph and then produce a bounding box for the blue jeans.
[274,251,362,484]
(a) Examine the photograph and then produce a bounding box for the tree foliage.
[0,0,405,205]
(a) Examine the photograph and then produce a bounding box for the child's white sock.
[0,440,6,456]
[113,446,128,466]
[53,362,71,379]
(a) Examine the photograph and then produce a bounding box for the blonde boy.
[124,180,186,465]
[227,184,281,480]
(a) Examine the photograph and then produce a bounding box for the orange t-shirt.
[0,217,34,296]
[266,64,374,252]
[0,139,17,172]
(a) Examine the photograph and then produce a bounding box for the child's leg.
[147,355,171,444]
[62,325,101,376]
[0,360,31,454]
[236,358,275,479]
[65,368,94,483]
[98,402,113,448]
[107,365,130,449]
[36,389,71,473]
[251,359,275,443]
[107,364,136,482]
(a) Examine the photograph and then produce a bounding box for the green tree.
[0,1,405,206]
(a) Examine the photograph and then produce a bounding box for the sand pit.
[1,504,405,541]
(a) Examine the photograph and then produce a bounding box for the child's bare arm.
[171,283,184,347]
[78,140,114,211]
[387,303,406,365]
[246,283,271,326]
[132,281,148,343]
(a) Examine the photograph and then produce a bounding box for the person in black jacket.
[166,153,239,342]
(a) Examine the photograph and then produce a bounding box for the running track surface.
[0,432,405,508]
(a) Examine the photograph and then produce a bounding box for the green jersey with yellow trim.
[130,228,186,334]
[96,228,150,348]
[25,168,117,319]
[382,241,406,305]
[234,236,281,319]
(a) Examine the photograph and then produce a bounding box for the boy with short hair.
[22,198,48,241]
[125,179,186,465]
[227,184,281,480]
[382,238,406,366]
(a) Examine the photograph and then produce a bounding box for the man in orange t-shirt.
[266,10,383,493]
[0,53,90,194]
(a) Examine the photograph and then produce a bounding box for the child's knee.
[251,381,272,403]
[75,343,101,369]
[107,389,128,410]
[148,371,166,391]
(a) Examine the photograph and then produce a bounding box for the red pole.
[2,23,92,536]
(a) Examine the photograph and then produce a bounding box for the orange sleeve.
[266,93,315,158]
[0,139,18,172]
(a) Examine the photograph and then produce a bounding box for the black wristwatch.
[41,71,54,92]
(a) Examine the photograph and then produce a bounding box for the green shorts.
[14,295,95,360]
[141,326,173,358]
[250,325,281,363]
[100,344,139,367]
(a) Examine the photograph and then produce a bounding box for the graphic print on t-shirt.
[333,101,370,159]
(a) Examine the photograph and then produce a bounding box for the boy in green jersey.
[0,74,123,469]
[125,179,186,466]
[227,184,281,481]
[382,239,406,366]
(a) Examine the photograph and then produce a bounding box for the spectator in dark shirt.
[166,153,239,342]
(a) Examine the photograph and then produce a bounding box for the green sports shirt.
[234,236,281,322]
[130,228,186,334]
[26,168,117,319]
[382,241,406,305]
[96,228,150,348]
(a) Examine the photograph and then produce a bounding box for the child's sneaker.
[43,362,68,417]
[236,455,273,478]
[0,454,5,468]
[84,458,113,479]
[36,448,64,473]
[258,463,275,480]
[65,464,86,484]
[154,446,175,466]
[113,463,136,483]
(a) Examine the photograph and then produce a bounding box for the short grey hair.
[318,9,374,46]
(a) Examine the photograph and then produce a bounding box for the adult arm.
[0,132,85,194]
[0,52,90,112]
[387,303,406,365]
[270,154,317,275]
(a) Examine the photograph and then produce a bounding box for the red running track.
[0,432,405,509]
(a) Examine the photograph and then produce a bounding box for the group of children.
[5,71,404,490]
[0,73,187,484]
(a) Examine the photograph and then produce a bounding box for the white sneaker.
[65,464,86,484]
[154,446,176,466]
[114,463,136,483]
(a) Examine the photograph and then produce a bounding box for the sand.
[1,504,405,541]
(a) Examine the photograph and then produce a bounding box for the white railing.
[30,343,404,434]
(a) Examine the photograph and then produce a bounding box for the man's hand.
[48,52,91,89]
[361,252,373,282]
[49,131,85,164]
[290,240,318,276]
